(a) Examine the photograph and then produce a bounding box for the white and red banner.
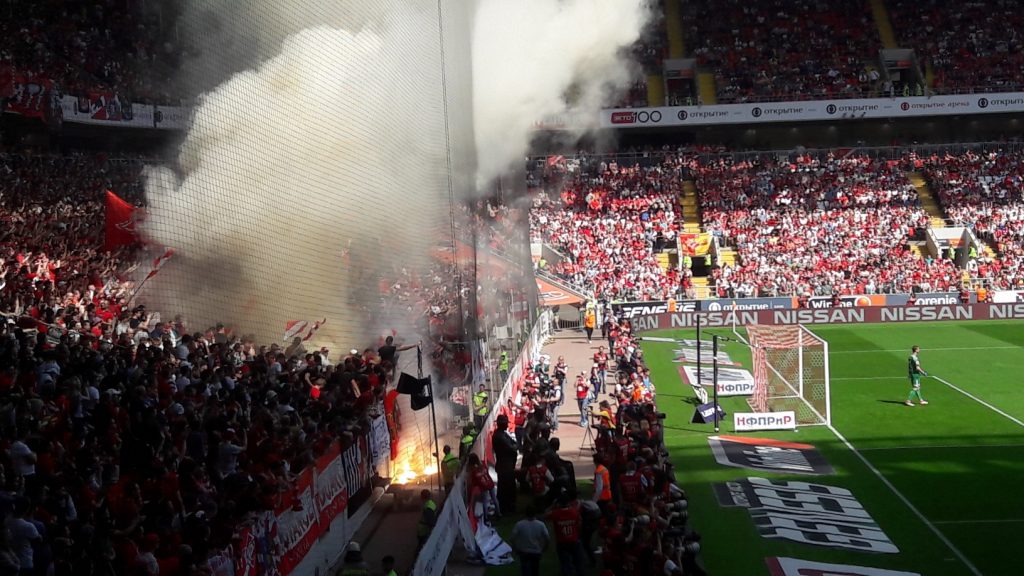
[314,443,349,530]
[274,468,319,575]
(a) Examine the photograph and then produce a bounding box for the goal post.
[747,324,831,426]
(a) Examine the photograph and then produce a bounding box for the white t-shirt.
[218,443,245,476]
[8,441,35,476]
[4,516,39,569]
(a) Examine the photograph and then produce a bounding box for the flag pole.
[419,345,443,494]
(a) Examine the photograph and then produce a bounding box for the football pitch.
[642,320,1024,576]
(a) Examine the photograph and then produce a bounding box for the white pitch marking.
[831,345,1019,354]
[932,375,1024,428]
[826,424,983,576]
[857,443,1024,452]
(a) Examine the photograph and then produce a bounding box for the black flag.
[411,392,433,411]
[398,372,430,395]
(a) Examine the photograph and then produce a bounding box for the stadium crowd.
[0,149,537,576]
[919,149,1024,289]
[694,153,963,297]
[529,155,688,302]
[685,0,882,103]
[0,0,179,105]
[889,0,1024,94]
[481,310,701,576]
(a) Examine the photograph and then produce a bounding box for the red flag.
[104,191,139,251]
[145,249,174,281]
[284,320,310,342]
[303,318,326,341]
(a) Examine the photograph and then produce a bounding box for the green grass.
[641,321,1024,576]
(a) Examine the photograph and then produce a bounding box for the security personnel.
[459,424,476,462]
[493,414,520,514]
[473,384,489,429]
[593,454,613,514]
[417,489,437,548]
[682,254,693,271]
[338,542,370,575]
[441,444,460,493]
[498,348,510,382]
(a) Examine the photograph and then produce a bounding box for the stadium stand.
[919,149,1024,289]
[684,0,883,103]
[0,148,530,575]
[529,155,688,301]
[888,0,1024,94]
[0,0,179,105]
[694,153,962,297]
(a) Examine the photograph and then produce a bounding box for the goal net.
[747,324,830,426]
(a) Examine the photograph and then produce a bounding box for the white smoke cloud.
[142,0,649,344]
[141,3,451,347]
[471,0,651,186]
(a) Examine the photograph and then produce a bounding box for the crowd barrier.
[612,292,973,318]
[412,309,553,576]
[632,302,1024,332]
[204,413,389,576]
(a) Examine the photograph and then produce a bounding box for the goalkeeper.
[905,345,929,406]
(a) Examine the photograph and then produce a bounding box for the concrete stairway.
[870,0,898,49]
[908,171,946,228]
[690,276,711,299]
[656,252,672,272]
[697,72,717,104]
[681,180,702,232]
[647,73,665,107]
[665,0,685,58]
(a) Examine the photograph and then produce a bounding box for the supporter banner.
[679,233,712,256]
[275,468,319,575]
[314,443,348,529]
[369,414,391,467]
[615,299,698,319]
[701,298,792,311]
[679,365,755,396]
[993,290,1024,304]
[412,475,476,576]
[4,73,57,120]
[58,95,189,129]
[207,548,235,576]
[732,412,797,432]
[766,557,921,576]
[709,436,833,475]
[342,436,370,500]
[235,527,258,576]
[590,92,1024,130]
[714,477,898,553]
[535,277,584,307]
[632,303,1024,332]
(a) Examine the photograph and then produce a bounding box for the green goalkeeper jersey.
[908,354,922,376]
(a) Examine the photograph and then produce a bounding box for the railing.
[412,309,553,576]
[528,141,1024,171]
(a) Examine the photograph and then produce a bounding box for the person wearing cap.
[380,555,398,576]
[473,383,489,430]
[417,490,437,549]
[492,414,519,514]
[459,424,476,462]
[440,445,459,494]
[339,542,369,575]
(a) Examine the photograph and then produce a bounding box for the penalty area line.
[933,375,1024,428]
[831,345,1020,354]
[932,518,1024,525]
[826,423,983,576]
